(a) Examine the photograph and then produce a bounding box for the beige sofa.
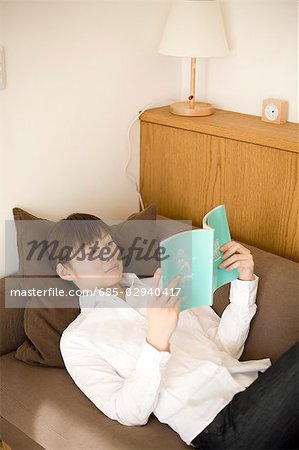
[1,215,298,450]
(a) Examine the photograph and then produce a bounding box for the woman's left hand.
[218,241,255,281]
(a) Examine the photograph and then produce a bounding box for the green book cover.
[160,205,239,311]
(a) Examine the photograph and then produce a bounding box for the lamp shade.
[158,0,229,58]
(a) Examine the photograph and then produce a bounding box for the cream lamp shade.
[158,0,229,116]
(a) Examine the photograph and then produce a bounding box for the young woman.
[47,213,298,450]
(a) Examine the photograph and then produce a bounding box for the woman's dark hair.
[46,213,112,271]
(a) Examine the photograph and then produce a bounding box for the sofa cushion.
[0,417,44,450]
[0,352,188,450]
[13,205,157,368]
[212,242,299,363]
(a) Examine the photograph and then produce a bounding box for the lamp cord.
[124,98,178,211]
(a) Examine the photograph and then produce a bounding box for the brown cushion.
[13,205,157,368]
[0,275,26,356]
[13,207,55,278]
[110,206,160,276]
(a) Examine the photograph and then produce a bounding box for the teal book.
[160,204,239,311]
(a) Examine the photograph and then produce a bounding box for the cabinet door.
[140,121,226,222]
[223,139,298,261]
[140,122,299,261]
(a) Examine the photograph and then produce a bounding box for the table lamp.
[158,0,229,116]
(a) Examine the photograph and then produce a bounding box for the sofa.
[1,214,298,450]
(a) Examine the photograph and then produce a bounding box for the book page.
[160,229,214,311]
[203,205,238,292]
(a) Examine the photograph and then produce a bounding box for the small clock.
[261,98,288,124]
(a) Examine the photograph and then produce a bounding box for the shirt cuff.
[135,340,171,377]
[229,273,259,307]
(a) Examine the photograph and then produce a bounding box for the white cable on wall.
[124,98,178,211]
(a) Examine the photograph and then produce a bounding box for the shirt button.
[203,429,209,434]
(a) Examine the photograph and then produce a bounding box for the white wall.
[0,0,298,277]
[182,0,298,121]
[0,0,179,277]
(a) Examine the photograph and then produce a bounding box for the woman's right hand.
[146,267,182,352]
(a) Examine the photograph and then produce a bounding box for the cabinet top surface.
[140,106,299,153]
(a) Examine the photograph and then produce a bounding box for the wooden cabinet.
[140,106,299,262]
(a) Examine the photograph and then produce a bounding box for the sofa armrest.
[0,275,26,356]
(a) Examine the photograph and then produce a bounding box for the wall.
[182,0,298,122]
[0,0,298,277]
[0,0,179,277]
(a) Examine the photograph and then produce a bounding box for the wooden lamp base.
[170,101,214,117]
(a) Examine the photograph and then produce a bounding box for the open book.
[159,205,239,311]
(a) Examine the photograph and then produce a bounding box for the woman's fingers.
[167,294,181,309]
[220,258,252,271]
[164,275,181,298]
[156,275,181,306]
[167,274,182,290]
[224,261,249,271]
[220,241,251,260]
[148,268,182,309]
[218,242,254,279]
[219,253,252,269]
[149,273,181,308]
[151,267,162,289]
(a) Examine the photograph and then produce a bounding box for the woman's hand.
[146,268,182,352]
[218,241,255,281]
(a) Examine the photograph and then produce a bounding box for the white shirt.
[60,272,272,446]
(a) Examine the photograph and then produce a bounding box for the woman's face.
[65,232,123,289]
